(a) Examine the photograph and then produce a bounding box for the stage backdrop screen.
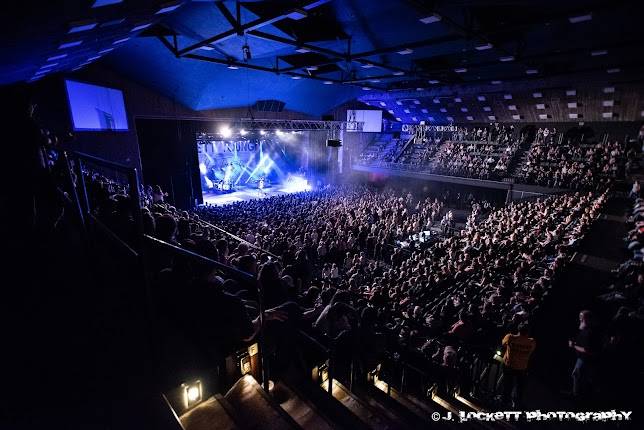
[65,80,128,131]
[346,109,382,133]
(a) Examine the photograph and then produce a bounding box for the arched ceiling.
[2,0,644,117]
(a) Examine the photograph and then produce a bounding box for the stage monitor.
[65,80,129,131]
[346,109,382,133]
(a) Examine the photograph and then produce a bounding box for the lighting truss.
[199,119,363,133]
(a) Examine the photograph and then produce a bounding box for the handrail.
[92,214,140,258]
[72,150,136,173]
[143,234,255,283]
[297,329,331,354]
[144,233,271,390]
[196,218,282,261]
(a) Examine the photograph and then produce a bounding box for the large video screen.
[346,109,383,133]
[65,80,128,131]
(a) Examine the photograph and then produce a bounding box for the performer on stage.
[258,176,265,196]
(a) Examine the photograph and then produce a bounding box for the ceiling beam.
[216,2,242,35]
[176,0,332,56]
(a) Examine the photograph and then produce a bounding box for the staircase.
[508,140,535,179]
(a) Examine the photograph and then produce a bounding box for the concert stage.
[200,177,313,206]
[201,187,289,206]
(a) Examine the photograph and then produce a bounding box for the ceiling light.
[71,65,85,71]
[602,112,613,118]
[533,92,543,98]
[305,65,318,71]
[421,108,428,113]
[466,116,474,120]
[591,49,607,56]
[461,107,468,112]
[92,0,123,7]
[131,23,152,32]
[393,71,405,76]
[526,69,538,74]
[512,114,522,120]
[602,100,614,107]
[361,63,375,69]
[396,101,403,105]
[568,113,579,119]
[395,117,402,122]
[379,102,386,107]
[227,64,239,69]
[454,97,462,102]
[603,86,615,93]
[475,43,493,51]
[420,14,441,24]
[569,13,592,24]
[323,81,333,84]
[566,89,576,96]
[288,9,308,20]
[397,48,413,55]
[47,54,68,61]
[362,87,371,90]
[488,115,496,120]
[508,105,517,110]
[39,63,58,69]
[499,56,514,62]
[440,108,447,112]
[69,20,98,33]
[156,1,183,15]
[504,94,512,99]
[240,129,248,136]
[607,68,621,73]
[295,47,310,53]
[370,79,381,83]
[454,68,467,73]
[491,80,502,84]
[291,75,301,79]
[86,55,101,62]
[59,40,83,49]
[567,102,577,108]
[404,109,410,113]
[477,96,486,101]
[446,116,454,121]
[387,109,394,114]
[483,106,491,111]
[413,100,420,105]
[433,98,440,104]
[539,114,549,120]
[416,87,424,91]
[99,48,115,54]
[100,18,125,27]
[113,37,130,45]
[536,103,546,109]
[428,79,439,84]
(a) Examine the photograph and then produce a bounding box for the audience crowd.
[517,132,624,189]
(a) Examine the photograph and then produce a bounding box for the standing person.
[152,185,166,203]
[501,322,536,408]
[569,310,600,402]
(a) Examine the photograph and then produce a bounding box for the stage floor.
[201,186,291,206]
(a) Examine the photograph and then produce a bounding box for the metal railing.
[62,150,273,391]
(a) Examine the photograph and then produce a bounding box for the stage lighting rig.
[242,43,252,61]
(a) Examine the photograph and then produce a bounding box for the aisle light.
[182,380,203,409]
